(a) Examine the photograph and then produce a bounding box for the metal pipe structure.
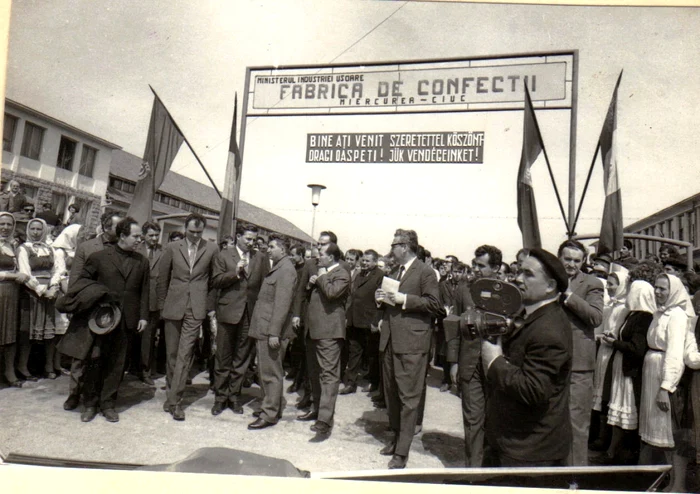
[572,233,694,269]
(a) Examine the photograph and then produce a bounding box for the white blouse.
[648,306,689,393]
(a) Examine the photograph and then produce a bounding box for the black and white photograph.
[1,1,699,492]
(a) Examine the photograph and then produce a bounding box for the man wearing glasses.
[374,229,443,469]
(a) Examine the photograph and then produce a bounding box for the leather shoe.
[252,410,262,418]
[163,402,172,413]
[286,383,300,394]
[388,454,407,469]
[380,441,396,456]
[81,407,98,422]
[296,394,312,410]
[248,417,274,430]
[211,402,226,416]
[296,410,318,421]
[63,394,80,411]
[339,384,357,395]
[18,371,38,382]
[230,400,244,414]
[8,380,23,388]
[103,409,119,422]
[311,421,331,434]
[171,405,185,421]
[140,374,155,386]
[440,383,450,393]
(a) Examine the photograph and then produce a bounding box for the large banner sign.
[246,53,574,116]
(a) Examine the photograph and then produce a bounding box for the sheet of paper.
[380,276,400,306]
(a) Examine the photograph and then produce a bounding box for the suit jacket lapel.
[193,240,208,270]
[106,248,130,281]
[178,241,191,269]
[398,259,419,289]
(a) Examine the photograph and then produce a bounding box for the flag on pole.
[598,71,624,255]
[517,84,543,249]
[217,94,240,244]
[128,92,185,225]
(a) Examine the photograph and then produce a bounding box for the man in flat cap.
[481,248,573,467]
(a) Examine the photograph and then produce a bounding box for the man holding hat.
[481,248,573,467]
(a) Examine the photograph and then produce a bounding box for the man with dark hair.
[557,239,604,466]
[74,217,149,423]
[36,202,61,227]
[59,210,124,411]
[158,213,219,421]
[297,242,350,436]
[286,244,310,394]
[618,239,638,265]
[446,244,501,467]
[344,248,362,281]
[437,261,465,392]
[482,248,573,466]
[168,231,184,243]
[247,235,297,429]
[210,223,268,415]
[340,248,383,395]
[375,229,443,468]
[318,230,338,245]
[663,255,688,276]
[658,244,679,264]
[134,220,163,385]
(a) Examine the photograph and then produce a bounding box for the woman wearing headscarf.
[16,218,61,380]
[50,223,82,374]
[590,264,629,451]
[0,211,30,387]
[600,280,655,463]
[638,273,696,491]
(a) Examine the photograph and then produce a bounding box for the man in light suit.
[247,235,297,429]
[157,213,219,421]
[135,221,163,385]
[558,239,604,466]
[60,210,123,411]
[297,242,350,436]
[211,224,268,415]
[375,229,444,469]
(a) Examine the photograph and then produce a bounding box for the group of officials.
[56,209,603,470]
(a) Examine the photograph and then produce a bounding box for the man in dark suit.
[297,242,350,436]
[76,217,149,423]
[446,245,502,467]
[135,221,163,385]
[558,239,604,466]
[60,210,124,411]
[375,229,444,469]
[35,202,61,227]
[211,224,268,415]
[247,236,297,429]
[482,248,573,466]
[157,213,219,421]
[340,249,383,395]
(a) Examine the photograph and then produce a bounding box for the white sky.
[6,1,700,261]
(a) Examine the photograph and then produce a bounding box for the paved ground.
[0,366,466,474]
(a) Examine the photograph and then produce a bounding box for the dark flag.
[598,71,624,255]
[517,84,543,249]
[217,93,240,244]
[128,92,185,225]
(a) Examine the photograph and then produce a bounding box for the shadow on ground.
[421,431,465,467]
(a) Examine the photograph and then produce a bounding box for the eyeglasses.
[391,242,406,248]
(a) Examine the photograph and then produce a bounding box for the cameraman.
[447,244,501,467]
[481,248,573,467]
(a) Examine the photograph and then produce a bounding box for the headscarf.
[602,264,631,337]
[51,224,82,255]
[25,217,48,244]
[609,263,630,304]
[0,211,16,257]
[657,273,696,318]
[625,280,656,314]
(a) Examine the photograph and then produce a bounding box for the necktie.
[397,265,405,281]
[244,253,250,278]
[148,248,154,261]
[189,243,197,273]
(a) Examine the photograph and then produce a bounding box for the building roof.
[624,191,700,232]
[109,149,314,243]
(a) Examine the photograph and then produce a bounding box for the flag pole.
[526,84,570,234]
[231,69,253,236]
[571,143,600,235]
[148,85,222,199]
[567,50,579,238]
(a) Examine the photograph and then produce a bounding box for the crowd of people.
[1,198,700,486]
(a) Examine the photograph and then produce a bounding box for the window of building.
[20,122,45,160]
[679,214,685,242]
[79,145,98,177]
[3,114,18,152]
[23,185,38,201]
[56,136,77,170]
[125,182,135,193]
[51,192,67,216]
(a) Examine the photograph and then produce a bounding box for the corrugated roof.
[109,149,314,243]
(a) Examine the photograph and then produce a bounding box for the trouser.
[343,326,367,386]
[138,310,160,376]
[68,358,85,397]
[164,307,203,406]
[416,353,431,427]
[256,338,290,424]
[213,312,254,403]
[459,363,487,467]
[568,370,594,466]
[307,336,342,426]
[382,341,428,457]
[82,325,128,410]
[366,330,381,387]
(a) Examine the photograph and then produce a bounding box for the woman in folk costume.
[638,273,695,491]
[589,264,630,450]
[16,218,62,380]
[601,280,656,463]
[0,211,31,387]
[49,223,83,374]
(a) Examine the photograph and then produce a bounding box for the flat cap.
[529,247,569,293]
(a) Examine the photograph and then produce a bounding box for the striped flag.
[217,94,240,243]
[598,71,624,255]
[128,92,184,225]
[517,84,543,249]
